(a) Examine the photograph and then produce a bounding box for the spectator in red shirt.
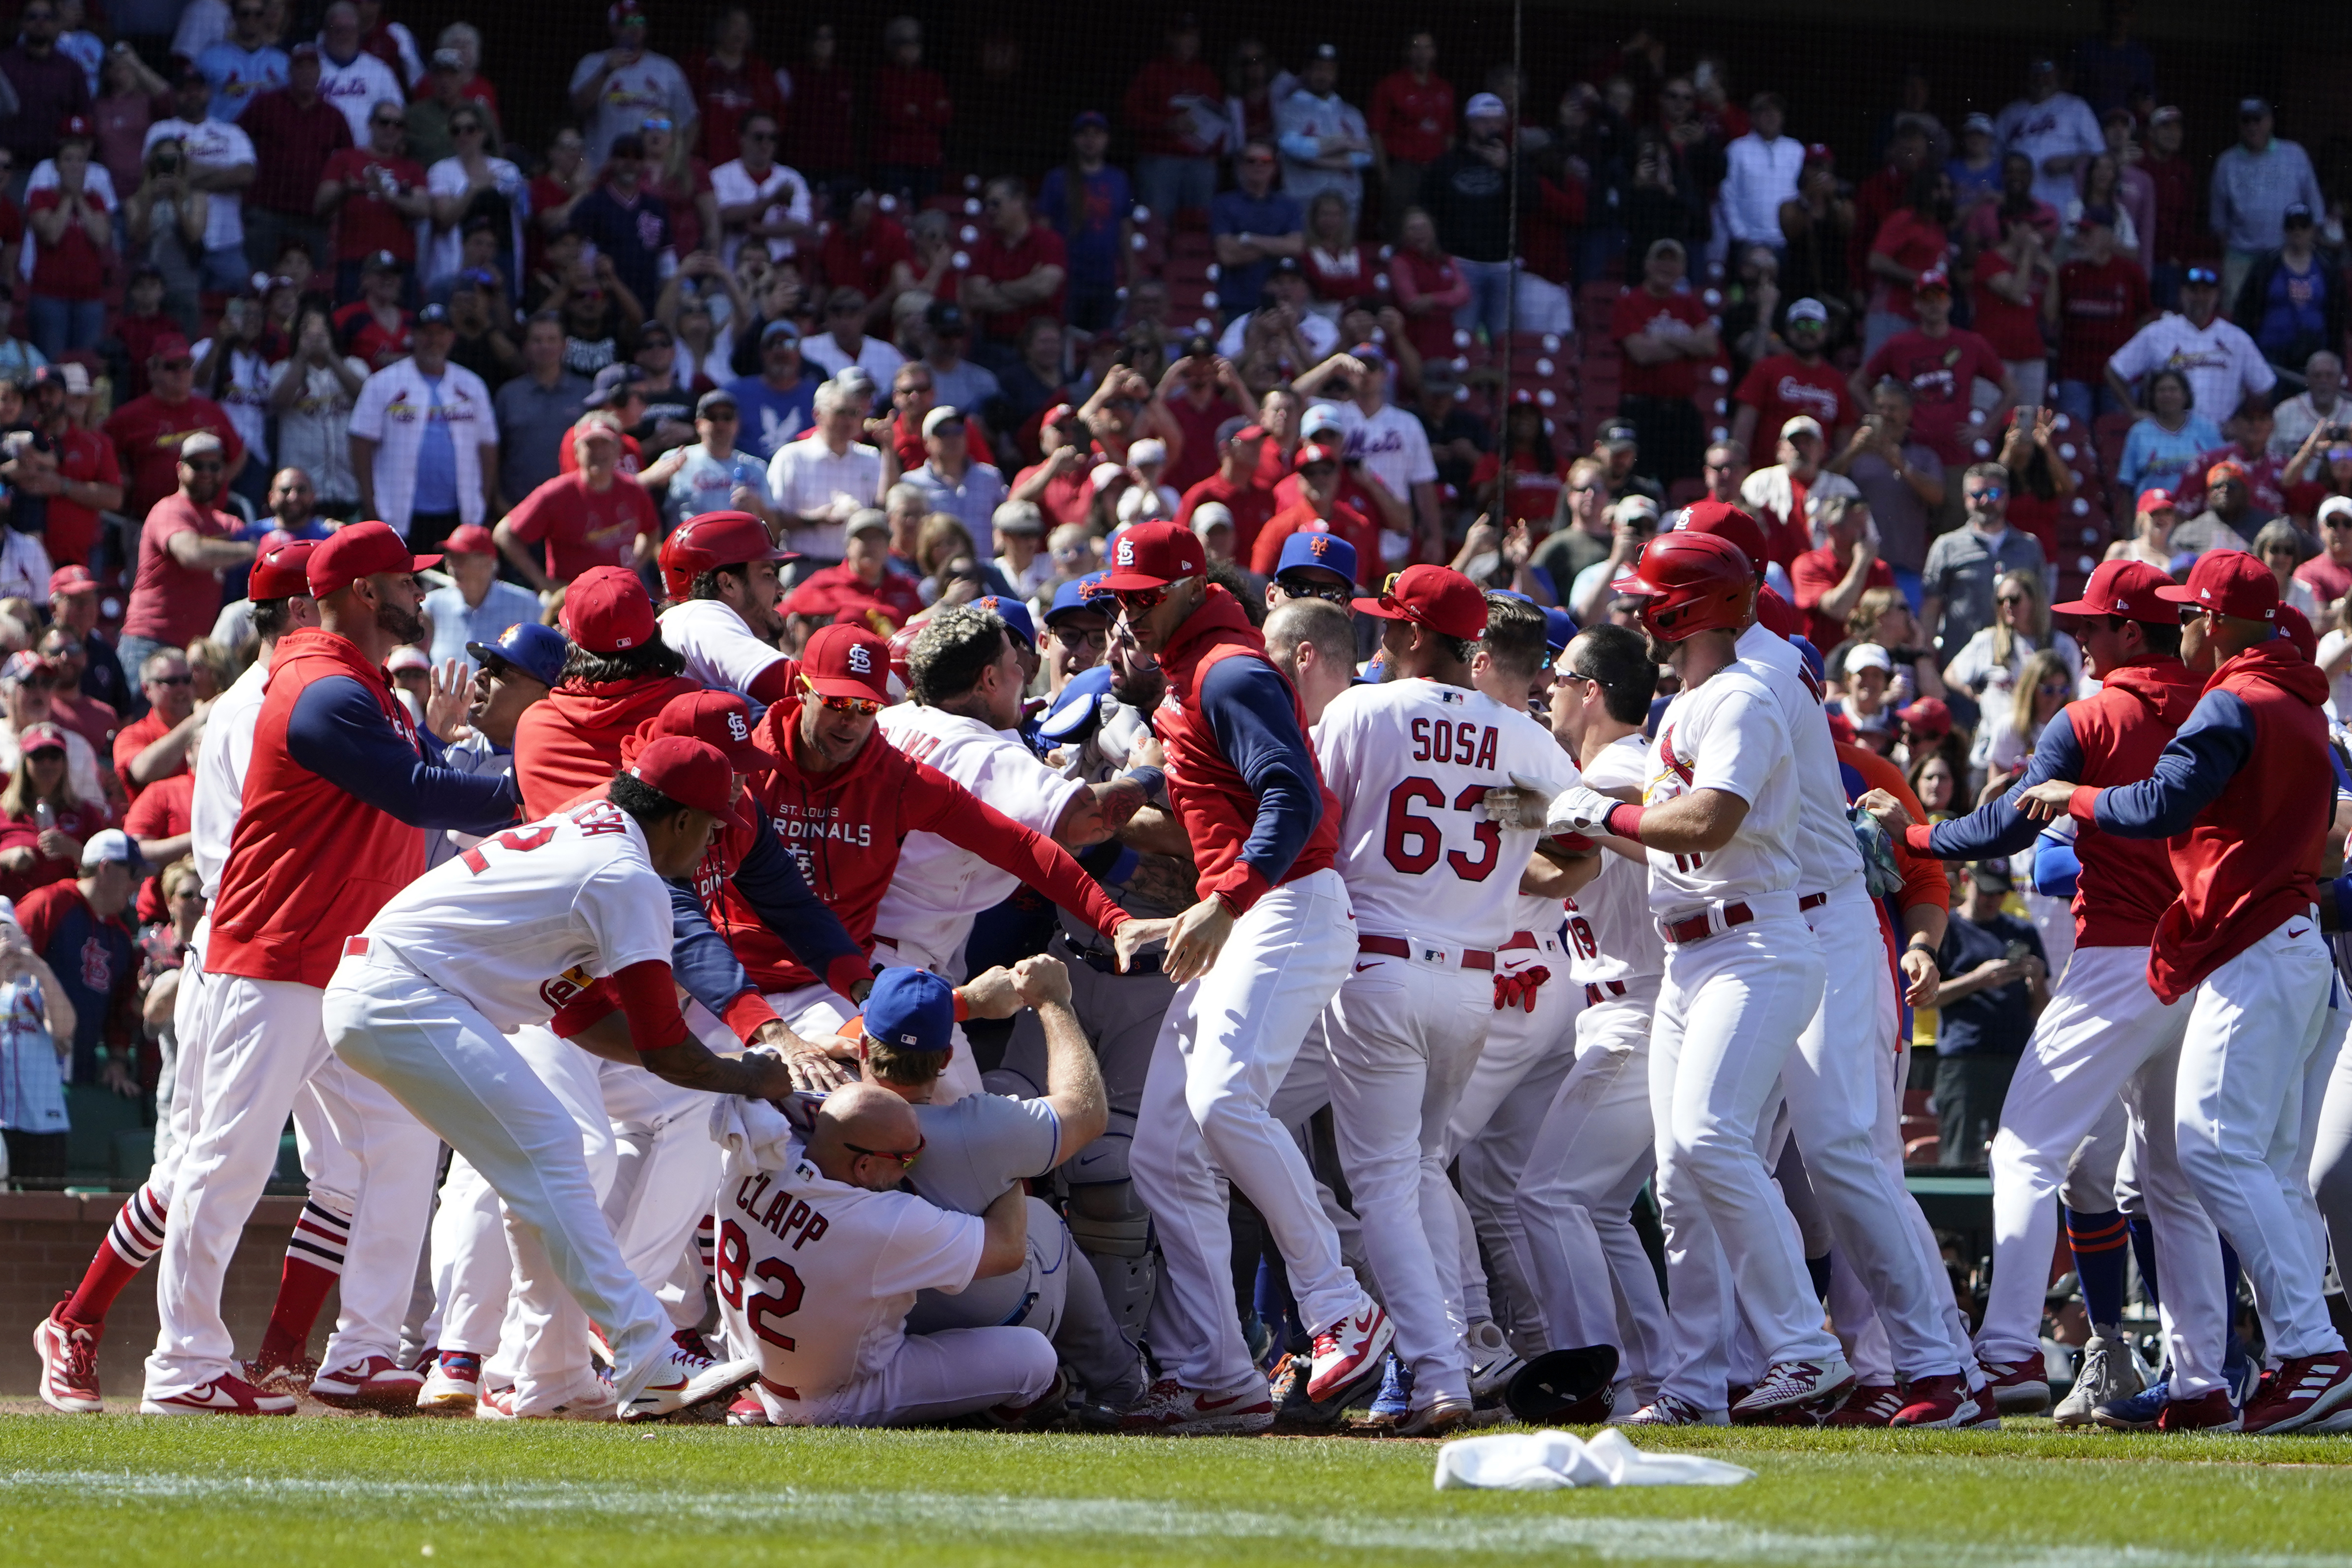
[101,340,246,518]
[113,432,255,683]
[1248,441,1378,583]
[1970,219,2055,412]
[779,509,924,634]
[330,249,414,368]
[493,421,659,589]
[1730,297,1858,455]
[1854,271,2013,468]
[683,5,784,168]
[238,44,351,280]
[1387,206,1469,365]
[1862,166,1954,357]
[816,191,913,315]
[1847,124,1929,297]
[961,178,1066,371]
[1177,417,1276,558]
[1367,32,1454,241]
[1298,191,1381,317]
[23,121,111,358]
[1155,340,1253,495]
[123,759,193,924]
[316,102,429,304]
[1007,404,1098,526]
[2141,105,2204,308]
[2051,211,2150,428]
[869,16,949,205]
[1610,236,1720,487]
[1121,15,1224,223]
[0,722,111,905]
[1792,489,1895,651]
[110,647,200,802]
[2295,497,2352,620]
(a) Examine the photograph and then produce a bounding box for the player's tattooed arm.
[1117,805,1195,858]
[641,1036,798,1100]
[1122,850,1198,910]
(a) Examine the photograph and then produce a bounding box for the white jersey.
[715,1138,983,1401]
[355,796,673,1032]
[1642,663,1801,914]
[191,656,269,898]
[657,598,791,699]
[874,705,1087,973]
[1736,623,1865,898]
[1565,732,1666,984]
[1314,679,1580,951]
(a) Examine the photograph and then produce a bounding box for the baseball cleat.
[1889,1373,1979,1429]
[1117,1377,1275,1436]
[1975,1356,2052,1414]
[475,1382,618,1421]
[1307,1296,1394,1404]
[2155,1388,2242,1433]
[1361,1353,1413,1428]
[140,1373,296,1416]
[988,1368,1071,1430]
[725,1392,769,1426]
[34,1308,102,1414]
[1608,1393,1728,1427]
[669,1327,716,1361]
[243,1353,320,1403]
[1267,1353,1348,1427]
[1465,1320,1524,1404]
[2090,1376,2169,1432]
[2243,1354,2352,1435]
[2052,1335,2142,1426]
[1821,1384,1902,1428]
[1730,1357,1855,1425]
[311,1355,426,1412]
[621,1347,760,1422]
[416,1352,483,1414]
[1395,1393,1475,1437]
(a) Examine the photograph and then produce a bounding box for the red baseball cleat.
[1889,1373,1980,1428]
[34,1307,102,1414]
[1822,1384,1901,1428]
[1307,1296,1395,1403]
[140,1373,296,1416]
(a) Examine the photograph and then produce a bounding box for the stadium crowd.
[0,0,2346,1442]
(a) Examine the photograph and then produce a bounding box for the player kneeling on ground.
[324,737,787,1422]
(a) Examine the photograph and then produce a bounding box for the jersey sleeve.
[284,675,522,834]
[905,760,1131,935]
[871,1197,988,1297]
[2080,690,2252,838]
[1198,655,1324,900]
[1919,708,2086,862]
[665,879,775,1039]
[1685,678,1786,807]
[578,859,679,978]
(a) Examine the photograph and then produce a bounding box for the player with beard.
[142,524,525,1416]
[653,511,801,701]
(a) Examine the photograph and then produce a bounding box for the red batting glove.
[1514,965,1551,1013]
[1492,971,1521,1012]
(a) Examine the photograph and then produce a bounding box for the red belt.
[1585,979,1628,1006]
[1798,892,1828,911]
[1358,935,1495,971]
[1500,931,1543,952]
[1658,902,1757,944]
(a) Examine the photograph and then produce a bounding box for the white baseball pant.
[2285,989,2346,1317]
[322,961,672,1411]
[1648,912,1839,1407]
[1974,944,2224,1394]
[1784,889,1966,1380]
[293,1048,441,1375]
[904,1195,1143,1405]
[428,1152,508,1356]
[147,933,216,1190]
[1517,982,1669,1382]
[2307,991,2352,1270]
[752,1325,1058,1426]
[762,984,858,1042]
[1324,947,1492,1403]
[598,1060,722,1331]
[2173,914,2341,1362]
[1131,868,1362,1393]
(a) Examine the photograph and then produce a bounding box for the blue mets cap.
[862,966,954,1055]
[1543,607,1577,654]
[1274,530,1357,583]
[1043,572,1113,625]
[972,595,1037,650]
[466,620,567,687]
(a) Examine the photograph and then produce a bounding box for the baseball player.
[1514,622,1672,1413]
[654,510,802,700]
[511,568,704,820]
[1678,501,1978,1428]
[715,1078,1058,1427]
[708,623,1163,1042]
[1313,566,1580,1435]
[1104,519,1391,1436]
[1862,559,2230,1427]
[140,525,525,1417]
[324,737,776,1420]
[1538,531,1852,1426]
[35,542,319,1414]
[2016,551,2351,1435]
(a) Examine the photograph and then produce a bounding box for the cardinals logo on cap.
[1116,538,1136,566]
[727,711,749,741]
[847,644,873,674]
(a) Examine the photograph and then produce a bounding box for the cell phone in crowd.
[35,801,54,833]
[2003,939,2031,964]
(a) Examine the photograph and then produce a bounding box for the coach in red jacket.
[1104,520,1393,1436]
[2020,550,2344,1435]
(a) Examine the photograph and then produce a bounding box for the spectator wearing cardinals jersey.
[103,339,247,518]
[1247,443,1378,586]
[114,433,255,690]
[1853,271,2013,469]
[1731,300,1859,455]
[650,510,797,702]
[1177,420,1276,559]
[1792,490,1895,653]
[494,422,661,591]
[346,306,497,552]
[780,511,925,637]
[1611,239,1719,488]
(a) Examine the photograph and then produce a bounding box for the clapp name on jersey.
[732,1170,833,1250]
[1408,717,1499,769]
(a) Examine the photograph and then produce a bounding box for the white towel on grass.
[1434,1428,1753,1490]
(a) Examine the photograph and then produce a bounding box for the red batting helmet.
[1610,532,1755,643]
[658,510,797,601]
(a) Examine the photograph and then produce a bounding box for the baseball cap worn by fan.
[466,621,568,688]
[863,967,955,1055]
[386,645,431,674]
[0,651,49,688]
[81,829,139,871]
[2136,487,2178,515]
[1846,643,1895,674]
[1895,696,1953,741]
[1353,564,1490,639]
[562,565,659,652]
[248,540,318,600]
[801,622,894,701]
[625,736,752,833]
[441,524,496,556]
[2052,559,2176,622]
[2156,549,2279,622]
[307,520,442,597]
[1099,519,1207,590]
[49,564,98,598]
[1786,298,1830,327]
[17,721,66,756]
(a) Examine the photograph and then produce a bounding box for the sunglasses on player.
[845,1136,924,1169]
[800,674,883,716]
[1111,583,1171,615]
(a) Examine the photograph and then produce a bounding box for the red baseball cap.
[1675,500,1769,577]
[150,334,192,363]
[308,520,442,597]
[2135,486,2178,514]
[800,622,892,700]
[2053,559,2175,623]
[1895,696,1953,740]
[2279,604,2318,661]
[1754,583,1806,639]
[47,564,97,597]
[17,721,66,755]
[1293,441,1340,472]
[561,565,658,652]
[1916,268,1952,295]
[1098,520,1205,591]
[1351,564,1489,639]
[624,736,750,832]
[2156,549,2277,622]
[249,539,318,600]
[630,688,763,771]
[658,509,796,601]
[442,524,497,556]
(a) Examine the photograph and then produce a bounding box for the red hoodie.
[513,675,703,820]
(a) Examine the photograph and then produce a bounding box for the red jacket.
[711,694,1129,991]
[513,675,704,821]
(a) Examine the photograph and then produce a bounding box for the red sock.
[254,1255,338,1370]
[59,1238,144,1329]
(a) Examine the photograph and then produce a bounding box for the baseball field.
[8,1415,2352,1567]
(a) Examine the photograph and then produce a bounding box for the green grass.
[8,1415,2352,1567]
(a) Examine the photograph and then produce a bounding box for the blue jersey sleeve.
[2090,690,2254,839]
[667,881,759,1016]
[1199,656,1323,889]
[1926,709,2087,862]
[285,675,520,834]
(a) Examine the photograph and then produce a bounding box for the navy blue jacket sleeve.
[728,810,865,978]
[1199,656,1322,889]
[2032,831,2082,897]
[666,881,759,1016]
[2091,690,2253,839]
[286,676,521,833]
[1926,709,2086,862]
